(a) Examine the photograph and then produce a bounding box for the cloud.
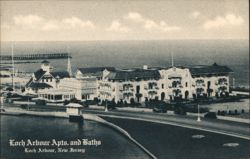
[124,12,181,32]
[190,11,200,19]
[159,21,181,32]
[62,17,95,29]
[124,12,145,22]
[203,13,244,29]
[143,19,181,32]
[12,14,95,31]
[106,20,130,33]
[41,22,60,31]
[13,15,44,29]
[144,20,181,32]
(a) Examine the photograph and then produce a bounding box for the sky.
[0,0,249,41]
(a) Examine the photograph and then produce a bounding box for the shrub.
[174,107,186,115]
[20,104,29,110]
[93,97,99,103]
[215,93,219,98]
[35,100,46,105]
[217,110,221,115]
[241,109,245,113]
[220,110,226,116]
[64,100,70,105]
[130,98,135,104]
[204,112,217,119]
[70,98,79,103]
[234,109,238,115]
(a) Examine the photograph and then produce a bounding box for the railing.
[169,85,183,89]
[123,89,134,93]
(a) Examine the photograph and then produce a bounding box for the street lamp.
[27,97,30,111]
[105,95,108,112]
[197,103,201,122]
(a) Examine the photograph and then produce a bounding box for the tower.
[41,60,52,72]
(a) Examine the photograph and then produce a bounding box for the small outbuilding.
[66,103,84,116]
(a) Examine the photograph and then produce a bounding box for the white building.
[25,60,70,94]
[99,67,161,103]
[38,89,75,103]
[59,77,97,100]
[25,61,233,104]
[158,66,194,101]
[59,67,115,100]
[98,63,233,104]
[188,63,232,98]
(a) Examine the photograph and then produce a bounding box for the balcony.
[217,82,228,86]
[148,87,159,92]
[123,92,133,97]
[123,89,134,93]
[123,83,133,88]
[196,84,205,88]
[99,91,111,96]
[148,90,157,95]
[169,84,183,89]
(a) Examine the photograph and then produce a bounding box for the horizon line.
[1,38,249,42]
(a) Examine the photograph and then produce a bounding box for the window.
[162,84,164,89]
[149,83,153,89]
[50,78,52,82]
[207,81,211,88]
[186,82,188,87]
[136,85,140,93]
[64,95,69,99]
[46,79,48,82]
[55,95,62,100]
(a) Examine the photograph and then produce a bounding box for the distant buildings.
[0,66,12,78]
[25,60,233,104]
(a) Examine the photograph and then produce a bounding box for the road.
[102,117,250,159]
[2,103,250,140]
[83,109,250,140]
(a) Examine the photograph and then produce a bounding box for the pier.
[0,53,71,61]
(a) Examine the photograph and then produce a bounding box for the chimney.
[143,65,148,70]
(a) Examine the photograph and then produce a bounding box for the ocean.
[1,40,249,88]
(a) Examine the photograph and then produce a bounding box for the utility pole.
[104,93,108,112]
[197,103,201,122]
[11,43,15,92]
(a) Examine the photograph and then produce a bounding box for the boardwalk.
[0,53,71,61]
